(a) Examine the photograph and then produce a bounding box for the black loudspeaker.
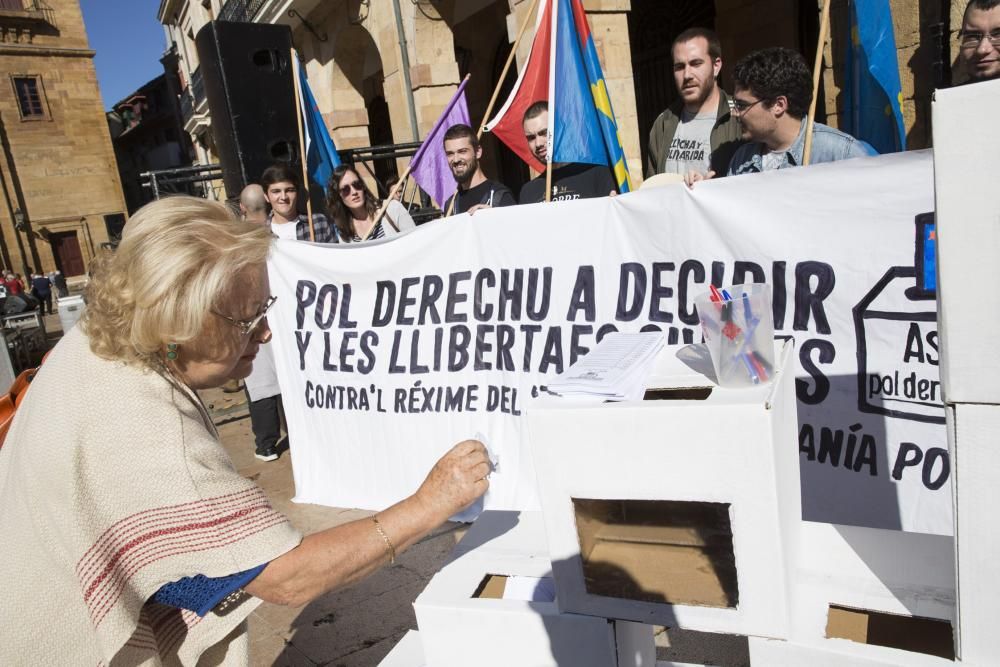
[195,21,298,199]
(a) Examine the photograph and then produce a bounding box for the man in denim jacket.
[725,48,874,176]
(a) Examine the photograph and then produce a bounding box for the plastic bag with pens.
[694,283,775,387]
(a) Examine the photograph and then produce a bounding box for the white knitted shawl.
[0,327,302,665]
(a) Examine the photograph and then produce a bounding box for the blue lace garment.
[152,564,266,616]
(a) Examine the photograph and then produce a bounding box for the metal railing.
[178,90,193,124]
[219,0,267,23]
[0,0,56,27]
[190,66,205,108]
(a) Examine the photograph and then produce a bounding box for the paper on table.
[543,332,664,401]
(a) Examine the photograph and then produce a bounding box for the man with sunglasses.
[724,47,874,177]
[959,0,1000,83]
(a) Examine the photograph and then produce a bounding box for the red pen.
[709,284,723,303]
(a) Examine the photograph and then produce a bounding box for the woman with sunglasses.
[327,164,415,243]
[0,196,488,665]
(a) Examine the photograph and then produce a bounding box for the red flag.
[484,1,552,172]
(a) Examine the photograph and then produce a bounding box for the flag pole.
[368,162,413,238]
[803,0,832,167]
[544,161,553,202]
[543,0,558,203]
[444,0,539,217]
[477,0,541,140]
[291,48,315,241]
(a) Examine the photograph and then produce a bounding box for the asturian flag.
[293,54,341,191]
[842,0,906,153]
[485,0,632,192]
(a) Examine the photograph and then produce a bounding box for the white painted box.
[748,635,956,667]
[761,519,957,665]
[948,402,1000,665]
[377,630,425,667]
[527,340,800,639]
[933,78,1000,404]
[413,511,655,667]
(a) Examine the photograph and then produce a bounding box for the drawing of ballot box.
[527,340,800,640]
[854,266,943,425]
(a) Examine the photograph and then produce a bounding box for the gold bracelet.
[372,514,396,565]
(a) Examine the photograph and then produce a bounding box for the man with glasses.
[647,28,744,185]
[959,0,1000,83]
[518,101,617,203]
[725,47,874,177]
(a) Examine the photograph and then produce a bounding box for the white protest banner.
[268,150,949,535]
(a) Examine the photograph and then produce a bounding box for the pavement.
[37,309,749,666]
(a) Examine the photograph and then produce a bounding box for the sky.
[80,0,167,110]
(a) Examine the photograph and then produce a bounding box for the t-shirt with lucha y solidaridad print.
[661,109,715,176]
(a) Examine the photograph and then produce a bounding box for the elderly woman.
[328,164,415,242]
[0,197,488,665]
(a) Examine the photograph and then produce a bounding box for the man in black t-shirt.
[518,101,617,204]
[441,124,516,215]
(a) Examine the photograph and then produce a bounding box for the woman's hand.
[414,439,490,522]
[245,439,491,608]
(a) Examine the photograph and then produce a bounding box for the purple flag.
[409,78,471,209]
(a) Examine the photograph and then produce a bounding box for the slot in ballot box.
[413,511,655,667]
[527,340,800,639]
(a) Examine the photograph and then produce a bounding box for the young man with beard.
[646,28,743,185]
[442,124,516,215]
[958,0,1000,83]
[517,101,617,204]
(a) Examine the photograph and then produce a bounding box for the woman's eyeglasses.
[339,180,365,198]
[214,295,277,336]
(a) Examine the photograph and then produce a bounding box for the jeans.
[247,392,283,453]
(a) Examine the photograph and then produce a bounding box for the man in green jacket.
[645,28,744,185]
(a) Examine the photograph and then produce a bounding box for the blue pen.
[721,289,732,301]
[742,292,754,324]
[740,352,760,384]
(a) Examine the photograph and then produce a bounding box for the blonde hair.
[82,196,272,367]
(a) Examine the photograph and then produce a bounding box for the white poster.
[268,150,950,535]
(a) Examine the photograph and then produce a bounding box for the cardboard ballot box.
[413,511,655,667]
[933,78,1000,404]
[377,630,425,667]
[765,519,956,666]
[748,634,956,667]
[527,340,799,639]
[947,402,1000,665]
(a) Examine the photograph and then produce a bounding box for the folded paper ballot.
[543,332,665,401]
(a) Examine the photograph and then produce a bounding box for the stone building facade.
[159,0,970,199]
[0,0,126,277]
[108,70,196,214]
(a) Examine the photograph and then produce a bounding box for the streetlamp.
[10,207,32,275]
[12,207,24,232]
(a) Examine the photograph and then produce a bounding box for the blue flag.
[551,0,632,192]
[842,0,906,153]
[296,60,341,190]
